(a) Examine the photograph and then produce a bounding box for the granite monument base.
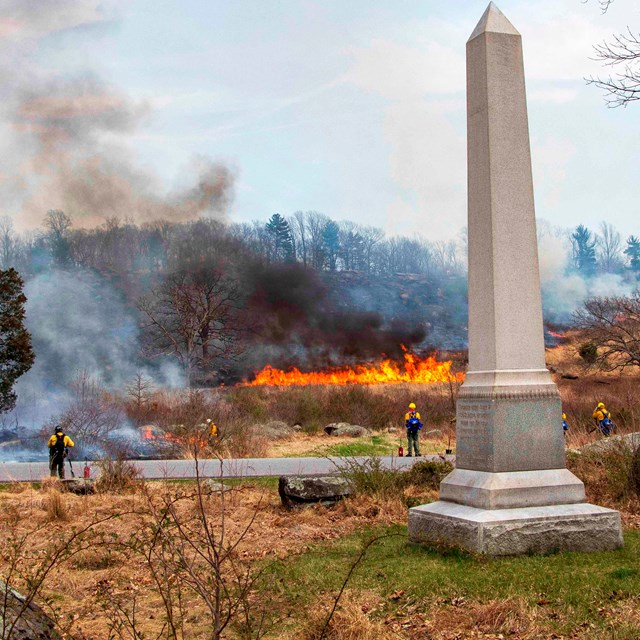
[439,468,586,509]
[408,500,623,556]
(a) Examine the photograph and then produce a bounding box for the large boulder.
[0,581,69,639]
[324,423,371,437]
[254,421,300,440]
[579,432,640,455]
[278,475,353,509]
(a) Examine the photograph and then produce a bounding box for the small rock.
[0,580,69,639]
[201,479,232,493]
[423,429,443,439]
[61,478,96,495]
[278,475,352,509]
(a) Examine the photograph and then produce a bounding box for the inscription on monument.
[456,400,493,470]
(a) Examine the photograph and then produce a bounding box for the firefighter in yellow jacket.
[48,426,74,479]
[592,402,614,436]
[404,402,423,457]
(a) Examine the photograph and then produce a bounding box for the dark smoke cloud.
[0,1,234,229]
[241,263,428,375]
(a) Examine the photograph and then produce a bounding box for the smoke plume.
[239,262,428,376]
[7,268,181,438]
[538,230,636,323]
[0,1,234,228]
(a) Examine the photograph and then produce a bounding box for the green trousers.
[407,431,421,456]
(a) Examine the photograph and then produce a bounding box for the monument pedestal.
[409,501,623,556]
[439,468,586,509]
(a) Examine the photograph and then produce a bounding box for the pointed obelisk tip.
[468,2,520,42]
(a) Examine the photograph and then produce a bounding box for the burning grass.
[244,348,464,387]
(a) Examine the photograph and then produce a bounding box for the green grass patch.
[151,476,280,490]
[224,476,279,490]
[0,482,40,492]
[290,433,453,458]
[266,526,640,637]
[322,435,395,457]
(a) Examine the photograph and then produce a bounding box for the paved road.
[0,455,454,483]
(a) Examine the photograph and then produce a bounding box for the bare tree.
[433,239,461,275]
[138,264,243,386]
[596,221,623,273]
[337,221,365,271]
[359,225,384,274]
[573,292,640,371]
[0,217,17,269]
[586,0,615,14]
[374,237,433,276]
[585,0,640,107]
[305,211,330,270]
[126,371,156,426]
[43,210,73,266]
[289,211,308,266]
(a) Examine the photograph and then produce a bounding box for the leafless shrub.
[98,460,276,639]
[573,294,640,372]
[46,370,125,453]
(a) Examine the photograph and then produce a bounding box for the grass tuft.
[300,590,388,640]
[95,458,142,494]
[44,488,69,521]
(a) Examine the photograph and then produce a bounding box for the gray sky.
[1,0,639,241]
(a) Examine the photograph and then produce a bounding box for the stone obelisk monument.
[408,3,623,555]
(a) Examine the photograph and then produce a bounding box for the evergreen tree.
[322,221,340,271]
[571,225,597,277]
[624,235,640,273]
[265,213,294,262]
[0,269,34,412]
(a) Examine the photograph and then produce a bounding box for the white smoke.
[538,228,636,322]
[8,268,182,438]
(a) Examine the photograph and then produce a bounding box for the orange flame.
[547,330,565,339]
[244,348,464,387]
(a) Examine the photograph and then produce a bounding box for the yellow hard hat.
[562,413,566,420]
[408,402,416,409]
[597,402,605,409]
